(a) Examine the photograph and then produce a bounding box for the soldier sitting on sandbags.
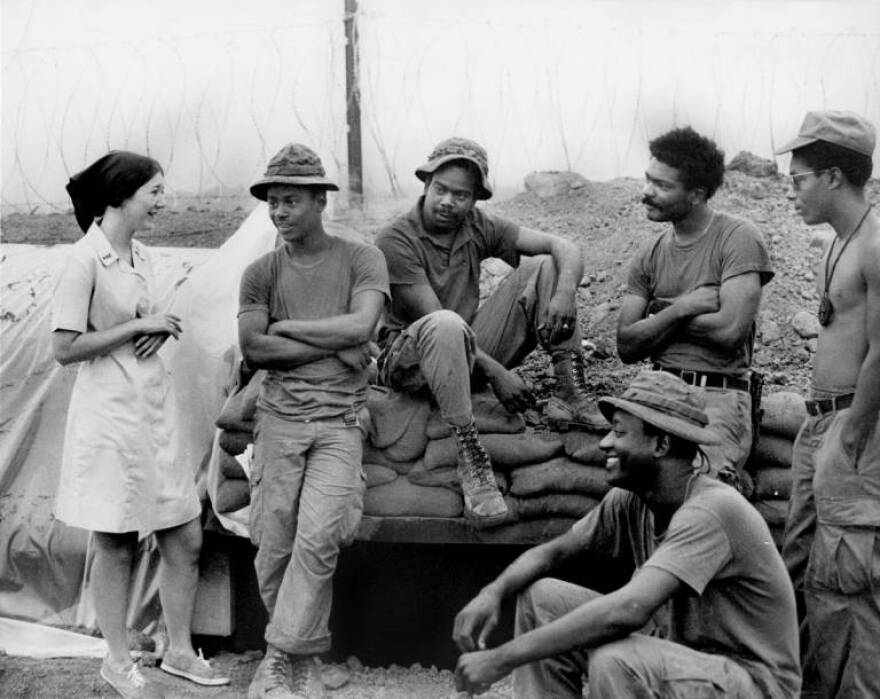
[375,137,605,528]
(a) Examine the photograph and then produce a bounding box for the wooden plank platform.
[355,515,576,545]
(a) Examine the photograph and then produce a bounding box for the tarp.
[0,203,320,630]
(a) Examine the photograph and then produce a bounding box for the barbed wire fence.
[2,5,879,216]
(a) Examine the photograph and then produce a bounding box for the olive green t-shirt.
[376,198,520,338]
[571,479,800,698]
[626,211,774,373]
[238,237,389,420]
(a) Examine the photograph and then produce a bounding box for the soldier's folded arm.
[681,271,763,349]
[266,288,387,349]
[238,308,331,369]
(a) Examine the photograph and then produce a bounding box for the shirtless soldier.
[777,110,880,698]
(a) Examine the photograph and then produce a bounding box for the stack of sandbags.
[213,369,265,514]
[502,431,609,520]
[211,372,616,525]
[412,402,611,522]
[748,391,807,530]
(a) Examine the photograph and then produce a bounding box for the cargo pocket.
[806,525,880,594]
[660,657,732,698]
[247,434,266,547]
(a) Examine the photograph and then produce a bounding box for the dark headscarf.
[66,151,163,233]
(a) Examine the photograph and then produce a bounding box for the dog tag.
[818,293,834,327]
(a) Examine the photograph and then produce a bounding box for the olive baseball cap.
[250,143,339,200]
[415,137,493,200]
[775,110,876,157]
[598,371,722,446]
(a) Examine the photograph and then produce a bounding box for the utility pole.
[344,0,363,208]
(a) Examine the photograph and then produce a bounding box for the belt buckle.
[680,370,698,386]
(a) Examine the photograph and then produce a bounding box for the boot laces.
[290,657,311,694]
[569,351,590,397]
[265,649,290,687]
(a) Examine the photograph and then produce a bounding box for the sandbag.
[564,431,606,466]
[362,442,417,475]
[506,493,599,520]
[363,477,463,518]
[219,449,247,480]
[214,479,250,514]
[364,463,399,489]
[216,369,266,432]
[749,433,793,471]
[218,429,252,456]
[509,458,610,498]
[365,385,431,453]
[426,391,525,439]
[761,392,807,441]
[753,468,792,501]
[753,499,788,529]
[423,431,563,471]
[406,461,508,494]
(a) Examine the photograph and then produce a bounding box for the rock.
[524,171,589,198]
[810,229,834,248]
[759,316,782,344]
[791,311,820,339]
[346,655,363,671]
[322,665,351,690]
[806,338,818,353]
[589,301,618,326]
[726,151,778,178]
[771,234,783,245]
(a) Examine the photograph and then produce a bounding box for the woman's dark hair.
[649,127,726,199]
[66,151,164,233]
[792,140,873,187]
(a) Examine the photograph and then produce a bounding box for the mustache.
[641,196,657,207]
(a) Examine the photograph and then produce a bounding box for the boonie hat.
[598,371,722,446]
[250,143,339,200]
[775,110,876,157]
[415,137,493,200]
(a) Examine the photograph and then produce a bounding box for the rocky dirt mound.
[489,169,880,402]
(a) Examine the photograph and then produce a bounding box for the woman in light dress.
[52,151,228,697]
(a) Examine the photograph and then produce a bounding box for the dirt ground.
[2,167,878,697]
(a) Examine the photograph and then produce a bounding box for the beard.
[641,196,693,223]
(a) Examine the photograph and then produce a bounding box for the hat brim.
[416,154,492,200]
[598,396,722,446]
[250,176,339,200]
[774,135,819,156]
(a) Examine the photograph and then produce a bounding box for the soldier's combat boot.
[544,350,608,431]
[451,420,509,528]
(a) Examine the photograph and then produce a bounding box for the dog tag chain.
[819,205,872,327]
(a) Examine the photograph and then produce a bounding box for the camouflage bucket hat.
[598,371,722,446]
[250,143,339,200]
[415,137,492,200]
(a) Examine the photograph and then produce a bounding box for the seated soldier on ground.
[375,137,604,528]
[453,370,801,698]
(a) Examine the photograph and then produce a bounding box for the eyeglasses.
[788,170,826,190]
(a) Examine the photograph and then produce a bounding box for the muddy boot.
[451,420,509,528]
[544,350,608,431]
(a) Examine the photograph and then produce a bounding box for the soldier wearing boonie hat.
[249,142,339,200]
[453,370,799,698]
[238,143,389,698]
[777,110,880,699]
[375,136,603,528]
